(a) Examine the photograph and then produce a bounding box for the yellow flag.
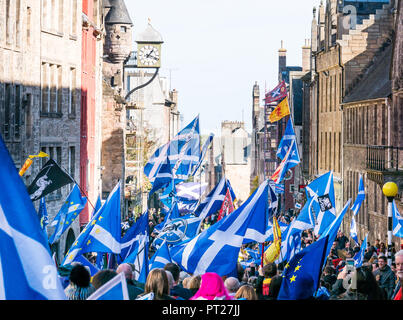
[268,96,290,123]
[19,152,49,176]
[263,217,282,265]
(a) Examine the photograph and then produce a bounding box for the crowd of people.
[58,212,403,300]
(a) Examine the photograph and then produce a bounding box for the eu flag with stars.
[48,184,87,244]
[277,235,329,300]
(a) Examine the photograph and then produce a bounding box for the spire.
[105,0,133,25]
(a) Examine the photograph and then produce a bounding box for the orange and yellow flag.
[268,96,290,123]
[19,151,49,176]
[263,216,282,265]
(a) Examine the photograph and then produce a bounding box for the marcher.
[136,268,175,300]
[392,250,403,300]
[91,269,118,290]
[373,255,396,299]
[116,263,143,300]
[255,263,277,299]
[224,277,240,297]
[163,262,193,299]
[190,272,234,300]
[234,284,258,300]
[64,263,96,300]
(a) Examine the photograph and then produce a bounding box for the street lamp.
[382,181,398,266]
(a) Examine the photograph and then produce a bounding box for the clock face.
[138,44,160,67]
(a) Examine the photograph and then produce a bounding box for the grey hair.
[395,250,403,259]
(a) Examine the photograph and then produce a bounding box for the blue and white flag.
[87,272,129,300]
[49,184,87,244]
[319,199,352,261]
[350,216,358,244]
[194,177,236,232]
[152,214,201,248]
[171,180,270,276]
[153,202,180,233]
[305,171,337,236]
[149,240,172,270]
[276,196,317,263]
[62,182,122,266]
[91,195,102,219]
[271,139,300,184]
[191,133,214,176]
[277,118,300,161]
[37,197,49,235]
[266,220,288,242]
[123,234,149,283]
[144,115,201,193]
[353,233,368,268]
[74,255,100,277]
[176,182,208,201]
[120,211,149,262]
[0,134,66,299]
[351,174,365,216]
[392,200,403,238]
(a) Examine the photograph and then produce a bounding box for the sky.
[125,0,321,136]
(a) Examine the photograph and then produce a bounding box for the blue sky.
[126,0,321,135]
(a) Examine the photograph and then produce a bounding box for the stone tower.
[278,40,287,82]
[101,0,133,197]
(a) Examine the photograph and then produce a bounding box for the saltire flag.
[268,96,290,123]
[171,180,271,276]
[27,159,74,201]
[0,134,66,299]
[61,182,122,266]
[350,174,365,216]
[91,195,102,219]
[263,216,282,264]
[119,211,149,263]
[277,235,329,300]
[265,219,288,242]
[392,200,403,237]
[353,233,368,268]
[48,184,87,244]
[305,171,337,236]
[122,232,149,283]
[144,115,201,194]
[74,255,100,277]
[87,272,129,300]
[318,199,352,261]
[265,80,287,105]
[194,177,236,233]
[350,216,358,244]
[276,196,317,263]
[149,240,172,270]
[136,292,154,300]
[19,151,49,176]
[37,197,49,234]
[191,133,214,176]
[176,181,208,201]
[153,201,180,233]
[277,118,300,161]
[152,214,201,249]
[217,188,235,221]
[274,183,285,194]
[271,139,300,184]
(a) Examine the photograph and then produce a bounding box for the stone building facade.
[0,0,83,260]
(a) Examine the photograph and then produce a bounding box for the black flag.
[27,159,74,201]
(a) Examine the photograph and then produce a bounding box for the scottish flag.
[49,184,87,244]
[149,240,172,270]
[319,199,352,261]
[91,195,102,219]
[194,177,236,232]
[120,211,149,262]
[191,133,214,175]
[87,272,129,300]
[0,134,66,299]
[74,255,100,277]
[392,200,403,237]
[171,180,270,276]
[351,174,365,216]
[277,235,329,300]
[123,234,149,283]
[277,118,300,161]
[305,171,337,236]
[37,197,49,235]
[276,196,316,263]
[353,233,368,268]
[350,216,358,244]
[144,116,200,193]
[62,182,122,266]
